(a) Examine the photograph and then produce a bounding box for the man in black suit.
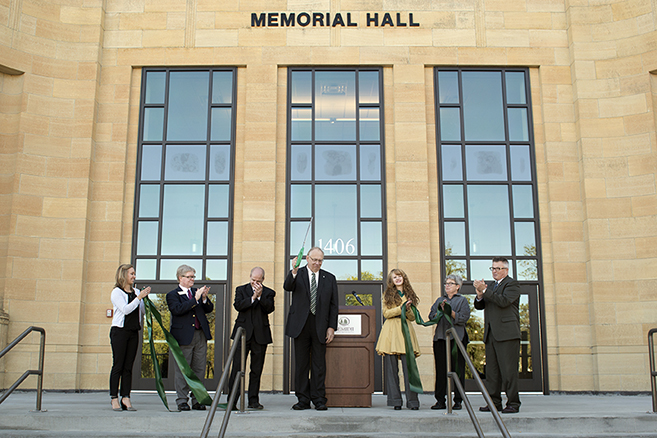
[474,257,521,414]
[284,247,338,411]
[166,264,214,411]
[228,266,275,409]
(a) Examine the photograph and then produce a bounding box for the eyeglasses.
[489,267,508,272]
[182,275,196,279]
[444,282,458,286]
[308,256,324,263]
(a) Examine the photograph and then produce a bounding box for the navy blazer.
[473,276,521,343]
[230,283,275,344]
[284,266,338,344]
[166,286,214,346]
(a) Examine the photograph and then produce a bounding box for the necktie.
[310,272,317,315]
[492,281,499,291]
[187,288,201,329]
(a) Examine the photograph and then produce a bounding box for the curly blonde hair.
[383,268,419,308]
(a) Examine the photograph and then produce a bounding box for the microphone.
[351,291,364,306]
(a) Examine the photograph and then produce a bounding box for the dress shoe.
[121,398,137,411]
[394,406,402,410]
[479,405,501,412]
[452,401,462,410]
[315,404,328,411]
[248,402,264,410]
[502,405,519,414]
[178,402,191,411]
[192,402,206,411]
[431,402,446,410]
[410,406,419,410]
[292,402,311,410]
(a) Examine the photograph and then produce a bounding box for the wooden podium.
[325,306,376,407]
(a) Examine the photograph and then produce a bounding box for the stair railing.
[446,327,511,438]
[0,326,46,412]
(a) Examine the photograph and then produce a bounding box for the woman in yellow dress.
[375,268,421,410]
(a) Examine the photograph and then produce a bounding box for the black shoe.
[191,402,206,411]
[248,402,264,410]
[502,405,519,414]
[315,404,327,411]
[410,406,419,410]
[431,402,446,410]
[178,402,191,411]
[394,406,402,410]
[292,403,311,410]
[453,401,462,410]
[479,405,501,412]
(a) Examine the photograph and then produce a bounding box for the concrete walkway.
[0,391,656,437]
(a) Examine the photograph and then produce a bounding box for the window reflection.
[208,185,229,218]
[137,222,158,255]
[315,145,356,181]
[444,222,466,256]
[206,260,227,281]
[359,107,380,141]
[508,108,529,142]
[290,221,312,256]
[467,185,511,256]
[212,71,233,104]
[441,145,462,181]
[505,72,526,104]
[462,71,504,141]
[290,145,311,180]
[165,145,206,181]
[440,108,461,141]
[361,259,383,280]
[443,185,464,218]
[291,108,312,142]
[360,185,382,218]
[161,185,205,255]
[321,259,358,280]
[207,222,229,256]
[145,71,166,104]
[291,71,312,104]
[167,71,209,141]
[360,145,381,181]
[290,185,312,218]
[139,185,160,217]
[438,71,459,104]
[315,72,356,141]
[361,222,382,256]
[209,145,230,181]
[514,222,536,256]
[135,259,156,280]
[141,145,162,181]
[211,108,231,142]
[465,145,507,181]
[512,185,534,218]
[510,145,531,181]
[160,259,203,280]
[358,71,380,104]
[315,185,357,256]
[143,108,164,141]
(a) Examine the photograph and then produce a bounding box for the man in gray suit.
[284,247,339,411]
[473,257,521,414]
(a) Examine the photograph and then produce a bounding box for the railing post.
[649,329,657,413]
[35,328,46,412]
[446,332,453,414]
[240,330,246,412]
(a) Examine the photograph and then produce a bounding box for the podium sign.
[325,306,376,407]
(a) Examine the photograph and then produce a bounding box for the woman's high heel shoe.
[121,398,137,411]
[111,398,122,412]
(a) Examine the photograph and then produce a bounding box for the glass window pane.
[208,185,229,218]
[517,259,538,281]
[135,259,156,280]
[358,71,379,104]
[315,185,357,257]
[444,222,466,256]
[445,259,467,279]
[443,185,464,218]
[508,108,529,142]
[291,71,312,104]
[321,259,358,281]
[360,145,381,181]
[136,222,158,255]
[515,222,536,256]
[512,185,534,218]
[167,71,209,141]
[291,145,311,181]
[359,107,380,141]
[160,259,203,281]
[145,71,166,104]
[315,145,356,181]
[361,222,382,256]
[165,145,207,181]
[290,220,312,256]
[139,185,160,217]
[141,145,162,181]
[161,185,205,255]
[471,259,514,281]
[465,145,507,181]
[291,108,312,141]
[505,72,527,104]
[441,145,462,181]
[209,145,230,181]
[440,108,461,141]
[207,222,228,256]
[290,184,312,218]
[211,108,231,142]
[438,71,459,104]
[206,260,227,281]
[212,71,233,104]
[510,145,532,181]
[143,108,164,141]
[315,71,356,141]
[467,185,511,256]
[462,71,504,141]
[360,185,381,218]
[361,259,383,280]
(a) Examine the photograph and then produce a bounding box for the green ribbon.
[143,297,213,411]
[399,301,456,394]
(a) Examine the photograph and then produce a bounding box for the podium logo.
[338,316,351,326]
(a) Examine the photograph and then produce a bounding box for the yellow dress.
[375,298,421,357]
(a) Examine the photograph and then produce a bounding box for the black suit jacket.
[284,266,338,344]
[230,283,275,344]
[473,276,521,343]
[166,286,214,346]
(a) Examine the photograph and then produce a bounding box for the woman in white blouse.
[109,264,150,411]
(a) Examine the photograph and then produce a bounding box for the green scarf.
[143,297,213,411]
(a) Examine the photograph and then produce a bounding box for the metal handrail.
[446,327,511,438]
[649,328,657,413]
[0,326,46,412]
[200,327,246,438]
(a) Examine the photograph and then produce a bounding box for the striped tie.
[310,272,317,315]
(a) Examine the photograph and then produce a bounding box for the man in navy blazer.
[284,247,339,411]
[474,257,521,414]
[228,266,275,409]
[166,264,214,411]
